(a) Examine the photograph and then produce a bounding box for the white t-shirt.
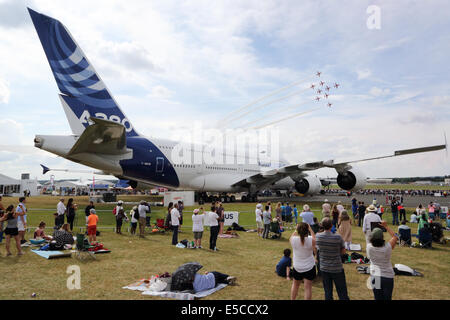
[130,209,138,223]
[290,235,315,273]
[138,204,149,218]
[57,201,66,216]
[192,214,205,232]
[171,208,180,226]
[362,212,382,235]
[207,212,219,226]
[336,204,344,213]
[255,208,263,222]
[366,242,394,278]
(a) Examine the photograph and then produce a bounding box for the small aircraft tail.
[28,8,138,137]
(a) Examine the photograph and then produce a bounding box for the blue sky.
[0,0,449,181]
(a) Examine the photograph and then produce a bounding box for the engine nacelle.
[336,168,367,191]
[294,175,322,195]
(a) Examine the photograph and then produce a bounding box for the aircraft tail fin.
[28,8,138,136]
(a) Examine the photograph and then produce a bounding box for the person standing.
[391,199,399,225]
[290,223,317,300]
[192,208,205,248]
[293,204,298,225]
[0,196,5,243]
[114,200,127,234]
[315,217,350,300]
[398,203,406,222]
[255,203,264,237]
[331,205,340,229]
[285,203,293,226]
[56,198,66,228]
[336,201,344,214]
[337,210,352,250]
[170,203,181,245]
[281,203,286,224]
[208,206,220,251]
[357,201,366,227]
[177,200,184,229]
[427,202,435,221]
[322,199,331,219]
[366,222,398,300]
[165,202,174,230]
[87,208,99,244]
[0,205,23,256]
[16,197,27,244]
[262,205,272,239]
[84,201,95,226]
[363,204,382,243]
[66,198,77,231]
[217,202,225,234]
[275,202,282,223]
[138,200,149,238]
[129,206,139,235]
[300,204,315,226]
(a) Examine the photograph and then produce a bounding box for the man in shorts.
[87,208,99,243]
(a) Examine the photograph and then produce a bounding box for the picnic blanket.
[141,283,227,300]
[349,243,362,251]
[218,234,238,238]
[31,249,72,259]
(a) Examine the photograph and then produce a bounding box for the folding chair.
[75,233,96,260]
[269,221,282,239]
[418,228,432,249]
[399,228,412,246]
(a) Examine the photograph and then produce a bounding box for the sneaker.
[214,247,219,251]
[226,276,237,286]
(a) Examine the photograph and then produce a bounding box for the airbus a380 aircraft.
[29,8,446,202]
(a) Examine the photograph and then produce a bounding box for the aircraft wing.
[231,142,447,189]
[68,117,130,156]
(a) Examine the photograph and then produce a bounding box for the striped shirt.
[316,231,345,273]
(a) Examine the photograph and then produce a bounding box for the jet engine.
[294,175,322,195]
[336,168,367,191]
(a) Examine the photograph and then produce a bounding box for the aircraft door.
[156,157,164,173]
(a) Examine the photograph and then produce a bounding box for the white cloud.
[369,86,390,97]
[356,69,372,80]
[0,77,10,103]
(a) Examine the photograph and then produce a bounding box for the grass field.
[0,195,449,300]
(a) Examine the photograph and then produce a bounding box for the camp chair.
[399,228,412,246]
[418,228,432,249]
[269,221,282,239]
[156,219,169,232]
[75,233,96,260]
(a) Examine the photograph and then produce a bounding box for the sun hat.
[367,204,377,212]
[324,199,329,202]
[370,228,383,241]
[256,204,262,208]
[193,209,199,214]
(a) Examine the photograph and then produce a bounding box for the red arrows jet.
[315,96,321,101]
[334,82,340,88]
[310,84,315,89]
[325,86,330,91]
[319,81,325,86]
[316,71,321,77]
[324,93,329,99]
[317,89,322,94]
[327,102,332,107]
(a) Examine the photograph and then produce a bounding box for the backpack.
[351,252,364,260]
[133,210,140,221]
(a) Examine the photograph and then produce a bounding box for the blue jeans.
[172,225,179,245]
[392,211,399,225]
[0,230,3,243]
[321,270,350,300]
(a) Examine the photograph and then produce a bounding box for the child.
[87,208,99,243]
[34,221,52,240]
[275,248,292,279]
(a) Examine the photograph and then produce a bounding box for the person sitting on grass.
[87,208,99,244]
[34,221,52,240]
[0,205,23,256]
[275,248,292,279]
[193,270,237,293]
[53,223,74,248]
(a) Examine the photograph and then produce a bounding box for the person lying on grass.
[192,271,237,293]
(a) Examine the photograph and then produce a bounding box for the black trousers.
[358,213,365,227]
[172,225,179,245]
[371,276,394,300]
[321,270,350,300]
[211,271,229,285]
[210,226,219,250]
[67,215,75,231]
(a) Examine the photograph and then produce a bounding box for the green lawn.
[0,195,449,300]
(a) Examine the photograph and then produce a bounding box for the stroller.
[269,220,282,239]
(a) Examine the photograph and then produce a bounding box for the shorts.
[256,220,263,229]
[292,266,317,281]
[5,228,19,236]
[193,231,203,240]
[87,225,97,236]
[17,221,25,232]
